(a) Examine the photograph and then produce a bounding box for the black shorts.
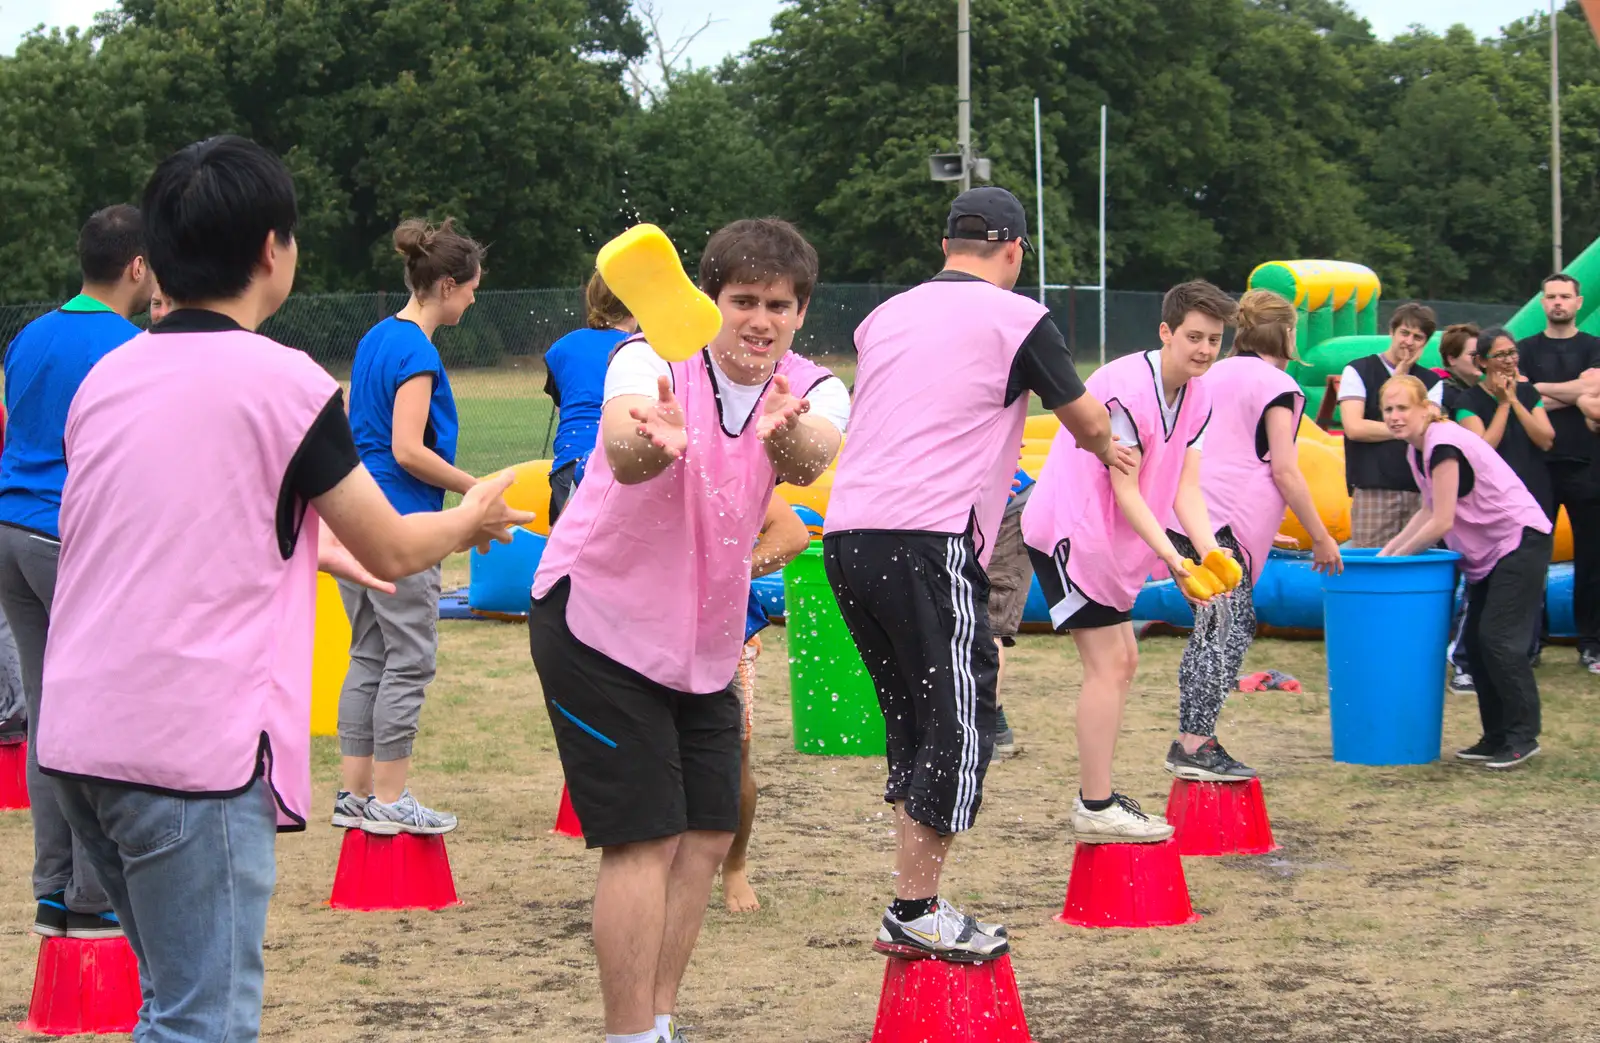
[527,577,742,848]
[1026,539,1132,631]
[823,529,997,835]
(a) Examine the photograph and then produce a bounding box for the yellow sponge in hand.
[596,224,724,363]
[1203,548,1243,591]
[1178,559,1224,601]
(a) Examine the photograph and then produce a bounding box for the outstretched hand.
[461,470,536,554]
[628,376,688,459]
[318,524,396,593]
[756,374,810,441]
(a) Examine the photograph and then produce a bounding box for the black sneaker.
[1485,744,1540,770]
[32,891,68,938]
[65,909,122,940]
[1164,737,1257,782]
[1583,650,1600,676]
[0,712,25,744]
[993,707,1018,758]
[1454,737,1501,762]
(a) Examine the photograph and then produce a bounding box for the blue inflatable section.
[465,533,1580,641]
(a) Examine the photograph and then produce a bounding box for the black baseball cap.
[946,187,1032,252]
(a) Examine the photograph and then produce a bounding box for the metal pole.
[1552,0,1564,270]
[958,0,971,192]
[1098,104,1107,368]
[1034,96,1046,303]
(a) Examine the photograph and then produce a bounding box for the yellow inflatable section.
[311,572,350,737]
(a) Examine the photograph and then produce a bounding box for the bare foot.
[723,869,760,913]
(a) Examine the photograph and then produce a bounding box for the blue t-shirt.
[545,327,629,476]
[348,316,459,515]
[745,589,770,642]
[0,299,140,538]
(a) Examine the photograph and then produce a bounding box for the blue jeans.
[51,775,278,1042]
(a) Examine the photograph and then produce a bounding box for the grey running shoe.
[874,902,1009,963]
[993,706,1018,758]
[360,790,458,835]
[1449,669,1476,696]
[1164,738,1257,782]
[937,896,1008,940]
[332,790,369,829]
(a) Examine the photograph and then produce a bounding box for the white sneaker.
[360,790,458,835]
[873,901,1009,962]
[1072,794,1174,844]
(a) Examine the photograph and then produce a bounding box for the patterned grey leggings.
[1169,529,1256,737]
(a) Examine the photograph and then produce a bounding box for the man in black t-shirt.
[1520,273,1600,673]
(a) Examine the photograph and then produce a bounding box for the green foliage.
[2,0,1598,306]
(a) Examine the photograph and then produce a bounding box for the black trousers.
[1465,528,1551,750]
[547,461,577,525]
[1549,460,1600,656]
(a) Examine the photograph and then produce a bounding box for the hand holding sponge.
[596,224,723,363]
[1176,549,1243,603]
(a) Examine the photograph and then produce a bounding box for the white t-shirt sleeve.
[1108,401,1140,451]
[1426,380,1445,406]
[602,340,672,404]
[801,375,851,435]
[1338,364,1365,402]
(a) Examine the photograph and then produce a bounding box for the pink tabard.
[1022,351,1211,611]
[824,278,1047,567]
[38,328,337,830]
[1409,422,1552,583]
[1192,354,1304,581]
[533,346,835,693]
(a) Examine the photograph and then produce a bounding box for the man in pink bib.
[36,136,528,1041]
[825,187,1130,962]
[528,219,847,1043]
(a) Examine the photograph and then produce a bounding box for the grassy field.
[3,623,1594,1041]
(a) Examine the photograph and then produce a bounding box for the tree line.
[0,0,1592,304]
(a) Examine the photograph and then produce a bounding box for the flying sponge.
[596,224,724,363]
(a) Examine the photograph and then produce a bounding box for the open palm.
[756,374,809,441]
[629,375,688,458]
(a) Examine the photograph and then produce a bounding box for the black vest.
[1344,354,1441,492]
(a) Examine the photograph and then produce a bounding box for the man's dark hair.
[78,205,145,285]
[141,135,297,303]
[1161,280,1237,329]
[1543,272,1581,295]
[1389,301,1437,339]
[945,215,1008,259]
[699,218,819,305]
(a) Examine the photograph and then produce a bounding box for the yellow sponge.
[596,224,724,363]
[1178,559,1224,601]
[1203,548,1243,591]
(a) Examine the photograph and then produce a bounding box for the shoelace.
[1112,793,1150,821]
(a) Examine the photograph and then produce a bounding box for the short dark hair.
[393,218,485,296]
[141,136,297,303]
[1161,279,1237,329]
[1439,323,1480,363]
[945,215,1007,259]
[1476,326,1516,360]
[699,218,819,305]
[78,205,145,284]
[1543,272,1580,295]
[1389,301,1437,339]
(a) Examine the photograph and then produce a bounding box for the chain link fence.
[0,285,1526,476]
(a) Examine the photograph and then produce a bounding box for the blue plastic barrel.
[1322,548,1460,765]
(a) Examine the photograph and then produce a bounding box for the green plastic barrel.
[782,543,887,756]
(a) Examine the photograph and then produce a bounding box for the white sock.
[655,1014,675,1039]
[605,1032,659,1043]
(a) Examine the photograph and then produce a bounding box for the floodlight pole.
[1099,104,1107,367]
[1552,0,1564,270]
[958,0,971,191]
[1034,96,1046,303]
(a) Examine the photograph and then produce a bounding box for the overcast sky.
[0,1,1553,61]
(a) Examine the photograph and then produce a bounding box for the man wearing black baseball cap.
[824,186,1132,962]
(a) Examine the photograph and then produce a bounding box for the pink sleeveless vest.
[1409,422,1552,582]
[824,278,1047,567]
[1022,351,1212,611]
[39,329,337,830]
[534,346,835,693]
[1192,354,1303,581]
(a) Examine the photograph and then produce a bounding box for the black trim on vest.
[1344,355,1440,493]
[1143,350,1188,442]
[702,347,774,438]
[38,731,307,834]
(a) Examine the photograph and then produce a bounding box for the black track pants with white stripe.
[823,530,998,835]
